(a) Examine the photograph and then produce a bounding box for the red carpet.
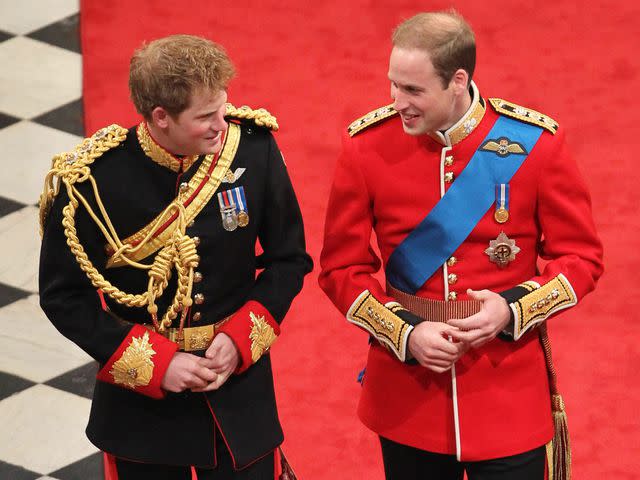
[81,1,640,478]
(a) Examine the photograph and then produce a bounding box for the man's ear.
[450,68,470,95]
[150,106,171,129]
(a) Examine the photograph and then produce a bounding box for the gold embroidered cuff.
[347,291,413,361]
[510,274,577,340]
[249,311,277,363]
[109,331,156,389]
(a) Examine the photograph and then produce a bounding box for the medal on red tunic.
[494,183,510,223]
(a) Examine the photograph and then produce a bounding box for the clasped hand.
[407,289,510,373]
[161,333,240,393]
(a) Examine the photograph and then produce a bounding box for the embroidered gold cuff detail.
[385,301,405,314]
[347,291,412,361]
[518,280,540,293]
[511,274,577,339]
[110,331,156,389]
[249,312,277,363]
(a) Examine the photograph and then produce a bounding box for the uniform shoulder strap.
[39,124,128,235]
[225,103,279,131]
[347,104,397,137]
[488,98,558,135]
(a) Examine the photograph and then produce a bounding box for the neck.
[146,122,183,156]
[442,88,473,132]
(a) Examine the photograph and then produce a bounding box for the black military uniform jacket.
[39,107,312,469]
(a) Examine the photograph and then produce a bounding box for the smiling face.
[388,47,464,136]
[159,88,229,156]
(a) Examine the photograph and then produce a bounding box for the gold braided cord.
[225,103,279,131]
[539,324,572,480]
[41,124,201,334]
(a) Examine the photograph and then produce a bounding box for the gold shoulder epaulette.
[347,104,397,137]
[225,103,278,131]
[39,124,128,235]
[489,98,558,135]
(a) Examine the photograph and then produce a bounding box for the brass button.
[444,172,455,183]
[192,236,201,247]
[447,273,458,285]
[446,256,458,267]
[448,291,458,301]
[194,293,205,305]
[192,312,202,322]
[179,182,189,193]
[444,155,454,167]
[193,271,203,283]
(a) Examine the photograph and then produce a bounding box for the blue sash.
[386,116,543,294]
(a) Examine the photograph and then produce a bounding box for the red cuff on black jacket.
[96,324,178,399]
[217,300,280,374]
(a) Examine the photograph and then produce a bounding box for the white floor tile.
[0,295,92,383]
[0,206,40,292]
[0,384,97,475]
[0,37,81,119]
[0,121,82,205]
[0,0,78,35]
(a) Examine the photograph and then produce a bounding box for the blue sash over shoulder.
[386,116,543,294]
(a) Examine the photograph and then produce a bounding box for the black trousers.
[112,430,274,480]
[379,437,546,480]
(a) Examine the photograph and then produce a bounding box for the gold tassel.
[546,441,554,480]
[539,324,571,480]
[550,394,571,480]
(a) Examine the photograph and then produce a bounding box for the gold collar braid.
[40,124,201,336]
[136,122,199,172]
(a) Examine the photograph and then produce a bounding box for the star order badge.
[485,231,521,268]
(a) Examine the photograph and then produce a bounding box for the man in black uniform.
[39,34,312,479]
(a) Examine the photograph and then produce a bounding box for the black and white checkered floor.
[0,1,104,478]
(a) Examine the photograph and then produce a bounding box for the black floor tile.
[0,371,37,401]
[44,362,97,400]
[0,195,27,218]
[0,30,14,44]
[31,98,84,137]
[0,460,40,480]
[0,282,31,308]
[49,452,103,480]
[0,111,21,130]
[26,14,80,54]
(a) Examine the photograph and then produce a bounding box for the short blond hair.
[129,34,235,118]
[392,11,475,87]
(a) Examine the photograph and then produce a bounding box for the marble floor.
[0,1,104,478]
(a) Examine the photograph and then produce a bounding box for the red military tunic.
[319,82,603,460]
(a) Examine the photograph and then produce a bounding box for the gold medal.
[237,210,249,227]
[494,207,509,223]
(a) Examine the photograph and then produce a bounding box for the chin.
[401,124,427,137]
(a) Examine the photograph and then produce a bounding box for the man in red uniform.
[319,11,602,480]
